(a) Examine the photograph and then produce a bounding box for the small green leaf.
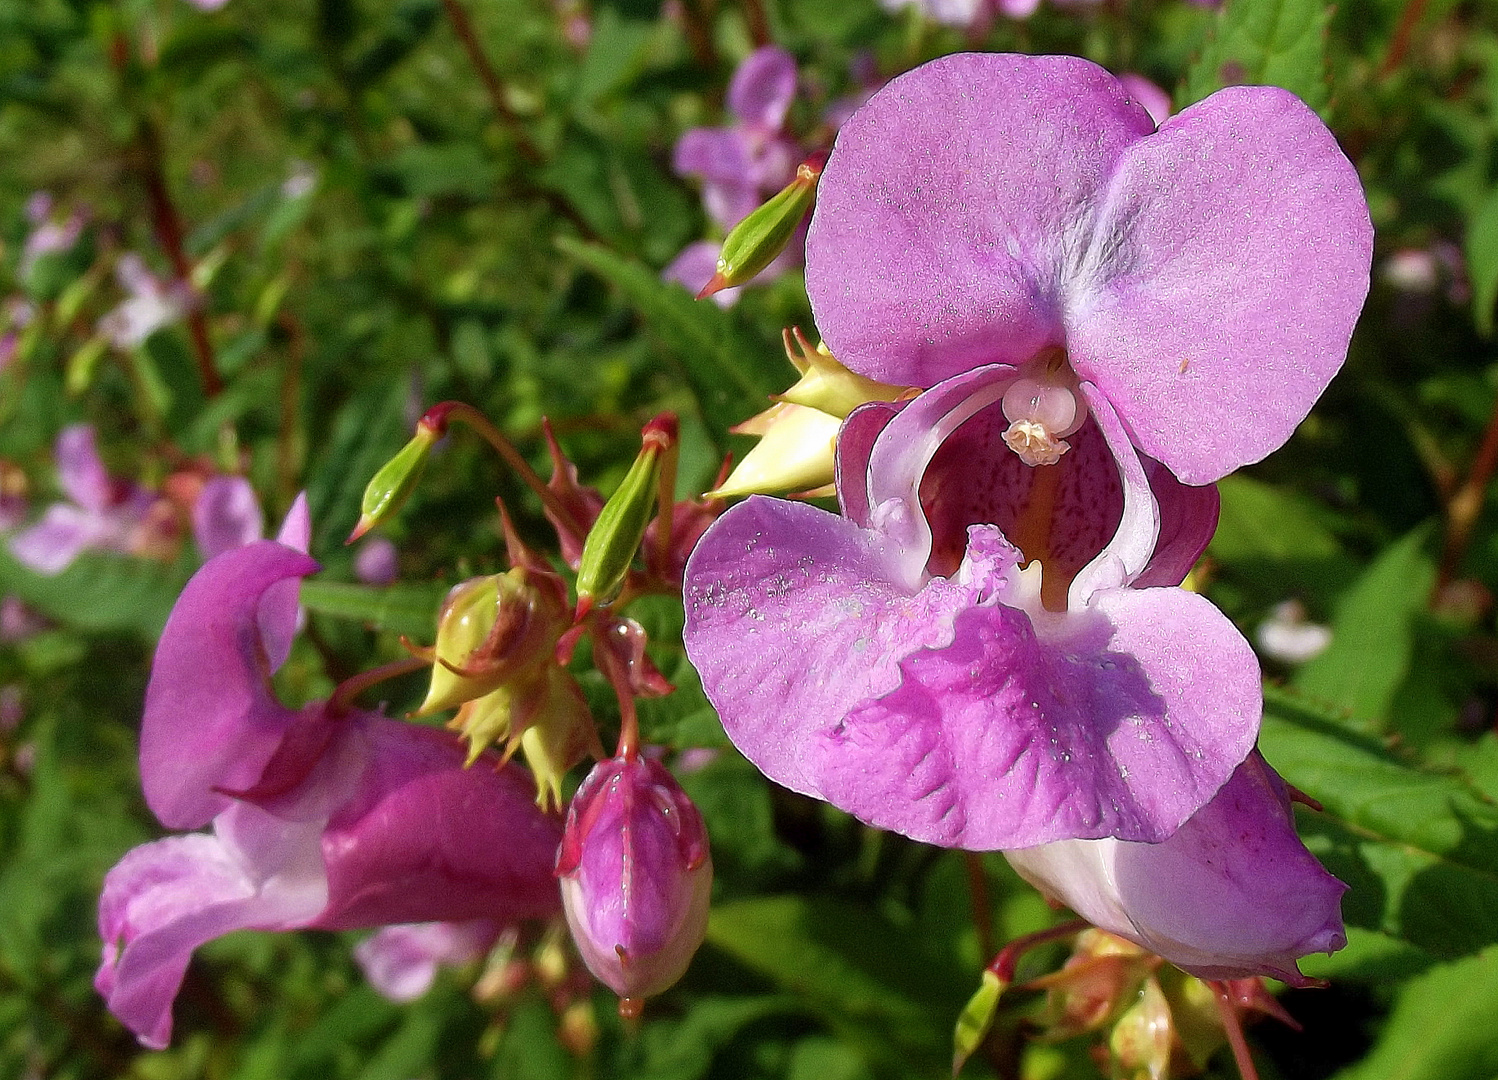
[298,579,446,638]
[556,237,784,444]
[1465,186,1498,337]
[1292,525,1436,729]
[1331,947,1498,1080]
[1182,0,1331,115]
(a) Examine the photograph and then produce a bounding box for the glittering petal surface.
[806,53,1154,386]
[139,541,318,829]
[683,496,973,795]
[94,805,329,1049]
[1065,86,1373,483]
[727,46,797,129]
[314,723,563,929]
[808,530,1260,848]
[1005,753,1346,984]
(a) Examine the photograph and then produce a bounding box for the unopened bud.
[418,568,565,715]
[1109,977,1174,1080]
[556,756,712,1001]
[698,159,821,299]
[575,414,677,611]
[520,668,603,810]
[952,968,1006,1075]
[348,421,440,542]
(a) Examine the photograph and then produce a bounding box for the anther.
[1000,376,1085,467]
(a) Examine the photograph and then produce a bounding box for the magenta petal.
[807,54,1153,386]
[835,400,901,527]
[807,552,1260,849]
[354,921,498,1002]
[313,723,562,929]
[9,503,108,575]
[259,493,312,669]
[192,476,265,560]
[673,128,752,185]
[1066,86,1373,484]
[727,47,798,130]
[140,541,318,830]
[1005,753,1346,984]
[56,424,113,512]
[683,496,975,795]
[1134,463,1218,589]
[95,811,328,1049]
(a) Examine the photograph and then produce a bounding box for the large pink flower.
[96,533,562,1049]
[683,54,1371,851]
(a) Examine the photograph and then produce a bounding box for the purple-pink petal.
[56,425,113,512]
[9,503,110,575]
[806,54,1154,387]
[728,47,798,130]
[1005,753,1346,984]
[354,921,499,1002]
[808,538,1260,848]
[1066,86,1372,484]
[192,476,265,560]
[139,541,317,830]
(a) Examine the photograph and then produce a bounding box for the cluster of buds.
[955,927,1298,1080]
[354,401,720,1014]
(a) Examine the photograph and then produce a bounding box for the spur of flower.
[682,53,1372,851]
[95,510,563,1049]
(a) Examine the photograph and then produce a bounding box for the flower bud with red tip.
[556,756,712,1004]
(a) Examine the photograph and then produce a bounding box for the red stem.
[1210,981,1262,1080]
[439,0,543,165]
[985,919,1088,982]
[1436,388,1498,591]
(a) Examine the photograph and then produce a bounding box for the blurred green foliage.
[2,0,1498,1077]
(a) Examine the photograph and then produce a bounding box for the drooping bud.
[348,419,441,542]
[519,667,604,810]
[575,414,677,612]
[418,567,567,716]
[697,158,822,299]
[952,968,1006,1075]
[556,756,712,1005]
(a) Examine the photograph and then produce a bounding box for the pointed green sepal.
[575,414,678,609]
[698,158,822,298]
[953,969,1007,1076]
[348,421,439,542]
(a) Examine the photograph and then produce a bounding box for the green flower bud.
[697,159,821,299]
[952,969,1007,1076]
[348,422,439,542]
[575,414,677,611]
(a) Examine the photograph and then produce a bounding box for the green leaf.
[1465,185,1498,337]
[1292,525,1436,729]
[298,579,446,638]
[1181,0,1331,115]
[0,548,187,639]
[706,896,967,1068]
[1260,687,1498,957]
[556,237,785,443]
[1331,947,1498,1080]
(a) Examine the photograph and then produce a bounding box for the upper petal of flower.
[806,53,1154,387]
[353,920,500,1003]
[1005,753,1347,984]
[192,475,266,560]
[1065,85,1372,483]
[727,46,798,131]
[140,540,319,830]
[56,424,113,512]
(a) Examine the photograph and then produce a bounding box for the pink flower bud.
[556,756,712,1002]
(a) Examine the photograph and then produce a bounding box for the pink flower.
[354,921,500,1002]
[96,531,563,1049]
